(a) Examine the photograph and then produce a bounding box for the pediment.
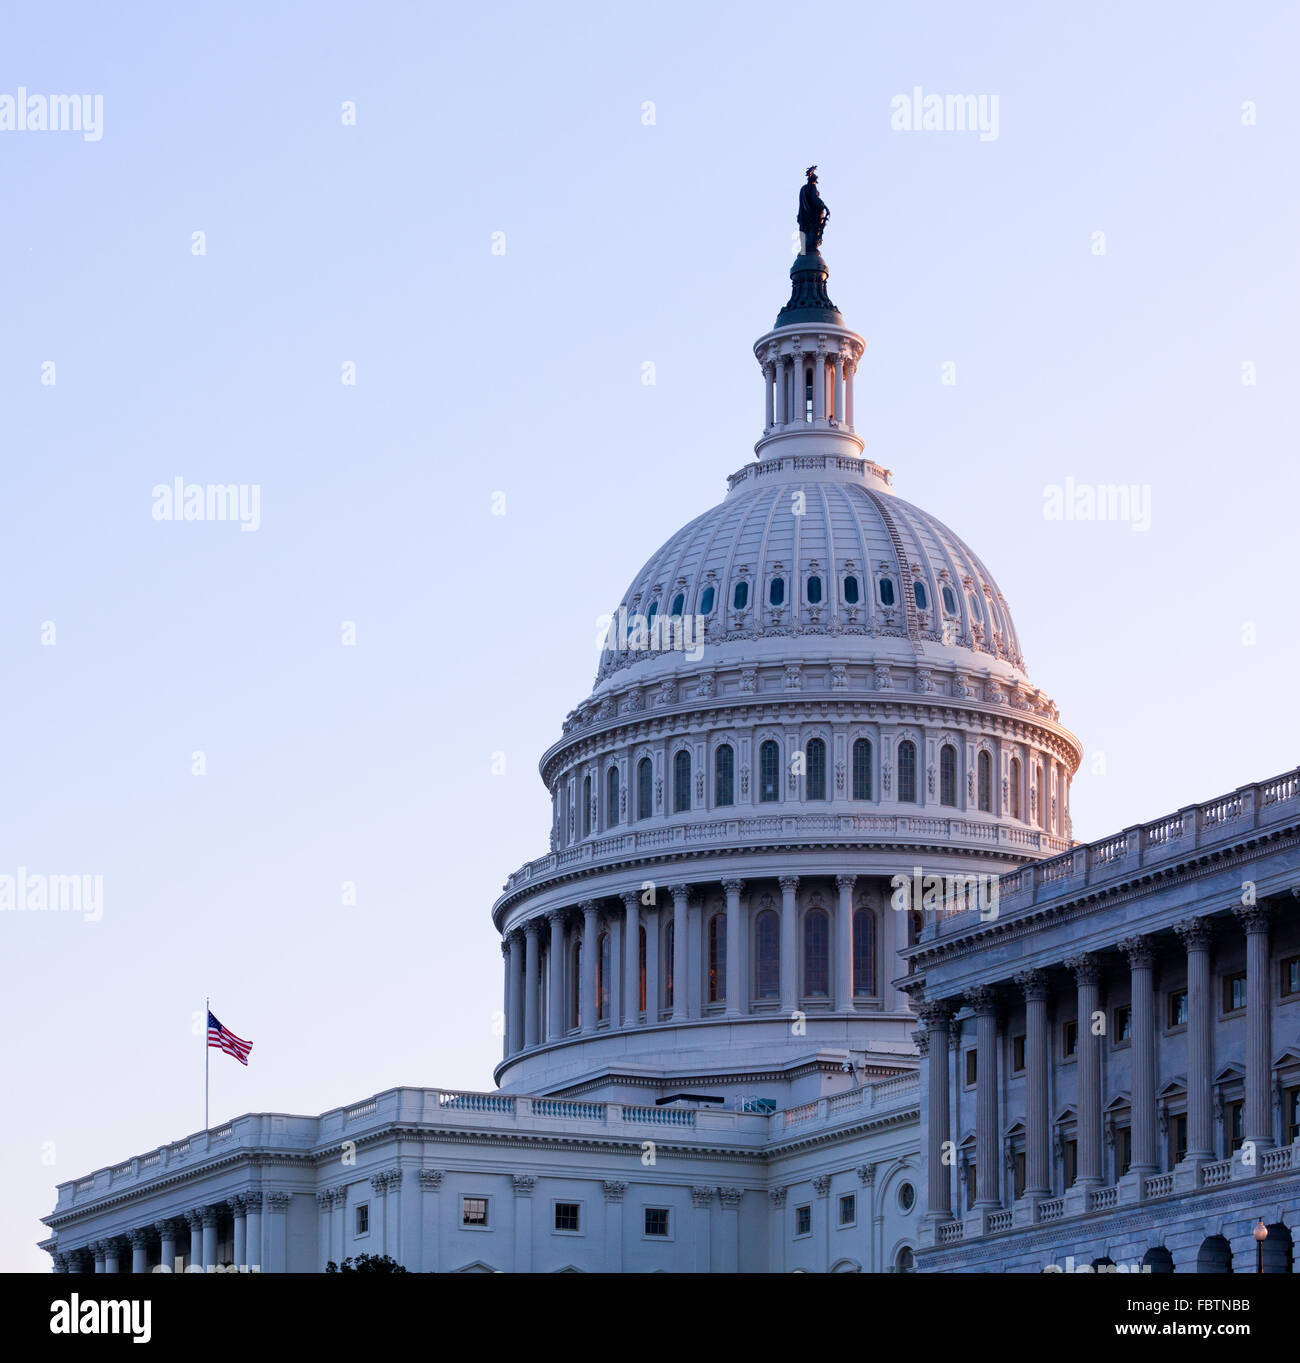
[1213,1064,1245,1085]
[1272,1048,1300,1072]
[453,1259,500,1273]
[1104,1091,1132,1113]
[1158,1076,1187,1098]
[1053,1105,1077,1125]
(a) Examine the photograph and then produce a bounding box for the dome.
[593,454,1031,700]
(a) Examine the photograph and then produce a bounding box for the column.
[1119,936,1158,1176]
[316,1192,333,1271]
[844,359,855,430]
[103,1238,121,1274]
[331,1187,348,1266]
[779,876,799,1014]
[1175,918,1215,1161]
[506,932,524,1054]
[371,1173,389,1258]
[186,1210,202,1270]
[500,939,510,1059]
[265,1192,290,1273]
[201,1206,218,1270]
[691,1186,714,1272]
[920,1001,953,1219]
[723,879,743,1016]
[966,986,1000,1207]
[129,1229,147,1274]
[580,900,599,1032]
[764,362,775,431]
[775,352,788,425]
[717,1187,743,1271]
[671,885,690,1022]
[547,910,566,1040]
[156,1220,177,1274]
[418,1170,443,1274]
[604,1181,627,1272]
[812,350,826,422]
[230,1196,246,1273]
[769,1189,786,1272]
[644,903,661,1020]
[243,1193,262,1272]
[512,1175,534,1272]
[622,891,641,1024]
[609,911,622,1028]
[832,353,844,424]
[813,1175,831,1266]
[523,919,541,1049]
[1235,904,1274,1152]
[1015,970,1050,1197]
[835,875,855,1011]
[1067,954,1103,1186]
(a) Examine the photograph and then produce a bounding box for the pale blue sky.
[3,1,1298,1269]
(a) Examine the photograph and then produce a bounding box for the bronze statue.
[797,165,829,253]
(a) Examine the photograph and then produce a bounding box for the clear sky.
[3,1,1297,1270]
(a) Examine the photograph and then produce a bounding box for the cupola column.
[844,358,855,430]
[763,361,775,431]
[670,885,690,1022]
[622,891,641,1024]
[774,353,788,425]
[507,932,524,1055]
[812,348,826,423]
[580,901,599,1033]
[779,876,799,1013]
[723,879,743,1016]
[835,875,856,1010]
[523,919,541,1049]
[546,910,566,1040]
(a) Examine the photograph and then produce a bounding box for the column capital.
[1064,952,1102,986]
[856,1162,876,1186]
[778,875,799,893]
[667,884,692,903]
[545,907,568,925]
[917,997,956,1026]
[500,938,511,959]
[913,1029,929,1056]
[1233,902,1271,935]
[128,1228,149,1248]
[522,916,541,938]
[964,984,1000,1017]
[226,1194,246,1215]
[1013,968,1049,1001]
[418,1169,445,1191]
[721,878,744,896]
[512,1174,536,1197]
[242,1191,262,1211]
[185,1208,204,1230]
[621,890,642,910]
[690,1186,715,1208]
[267,1192,291,1214]
[717,1186,744,1209]
[835,874,857,892]
[579,898,600,918]
[200,1207,219,1229]
[1174,917,1214,951]
[770,1187,788,1207]
[316,1191,334,1211]
[602,1180,627,1204]
[812,1174,831,1198]
[1117,934,1155,969]
[153,1218,176,1238]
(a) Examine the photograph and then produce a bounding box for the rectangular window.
[462,1197,489,1228]
[1228,1101,1245,1154]
[355,1204,369,1236]
[1223,971,1247,1013]
[795,1204,812,1237]
[838,1193,855,1226]
[643,1207,670,1238]
[1168,989,1188,1027]
[1172,1114,1188,1164]
[1117,1125,1132,1176]
[1114,1005,1132,1043]
[554,1202,580,1233]
[1013,1151,1026,1199]
[1283,956,1300,998]
[963,1161,977,1210]
[1012,1035,1026,1073]
[1064,1138,1078,1187]
[965,1049,977,1087]
[1062,1019,1078,1058]
[1286,1088,1300,1145]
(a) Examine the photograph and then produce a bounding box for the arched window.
[663,920,674,1009]
[853,909,875,996]
[942,585,957,615]
[896,1246,915,1273]
[708,913,726,1003]
[637,757,653,820]
[755,909,780,999]
[806,737,827,800]
[844,575,860,605]
[582,773,592,836]
[769,577,785,607]
[606,765,620,828]
[852,738,872,800]
[879,577,896,607]
[733,580,749,611]
[977,750,992,812]
[645,600,658,631]
[913,581,928,611]
[670,592,685,617]
[940,745,957,807]
[714,743,735,807]
[803,909,829,997]
[759,740,780,802]
[898,740,917,803]
[807,575,822,604]
[700,585,715,615]
[673,749,691,813]
[1010,757,1022,819]
[597,932,610,1020]
[637,925,646,1012]
[571,940,582,1029]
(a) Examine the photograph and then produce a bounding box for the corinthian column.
[966,986,1000,1208]
[1014,969,1051,1197]
[1118,936,1158,1177]
[580,901,599,1033]
[723,879,743,1015]
[1234,904,1274,1153]
[835,876,856,1010]
[1066,954,1103,1186]
[523,919,541,1049]
[506,932,524,1055]
[1175,918,1215,1162]
[919,999,954,1220]
[779,876,799,1013]
[670,885,690,1021]
[546,910,565,1040]
[622,891,641,1025]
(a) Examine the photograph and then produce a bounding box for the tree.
[325,1253,408,1274]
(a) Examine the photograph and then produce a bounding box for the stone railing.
[437,1091,515,1115]
[988,1209,1013,1232]
[1260,1146,1296,1176]
[782,1103,818,1128]
[345,1099,377,1121]
[1202,1159,1233,1188]
[532,1099,605,1122]
[1089,1186,1118,1211]
[937,1220,964,1244]
[1145,1173,1174,1198]
[1037,1198,1065,1223]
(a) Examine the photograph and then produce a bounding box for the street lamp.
[1253,1218,1268,1274]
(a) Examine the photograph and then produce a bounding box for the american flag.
[207,1010,253,1065]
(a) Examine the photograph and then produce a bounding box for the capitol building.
[39,180,1300,1274]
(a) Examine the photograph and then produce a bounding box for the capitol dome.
[491,184,1081,1105]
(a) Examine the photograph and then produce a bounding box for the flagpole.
[204,995,209,1132]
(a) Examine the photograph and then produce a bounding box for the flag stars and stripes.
[207,1010,253,1066]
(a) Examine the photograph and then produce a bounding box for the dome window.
[759,740,781,803]
[700,586,715,615]
[645,600,658,629]
[913,582,928,611]
[806,738,827,800]
[879,578,896,607]
[843,575,860,605]
[941,585,957,615]
[670,592,685,618]
[733,581,749,611]
[897,740,917,804]
[807,575,822,605]
[769,577,785,607]
[714,743,735,807]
